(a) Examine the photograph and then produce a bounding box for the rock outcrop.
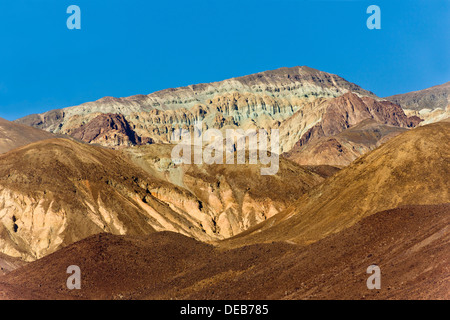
[287,92,421,150]
[284,119,409,166]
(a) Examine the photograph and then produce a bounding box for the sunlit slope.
[1,204,448,299]
[225,121,450,247]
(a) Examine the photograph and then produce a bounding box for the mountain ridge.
[16,66,377,123]
[0,117,57,154]
[14,66,382,148]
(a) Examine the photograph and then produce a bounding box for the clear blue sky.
[0,0,449,120]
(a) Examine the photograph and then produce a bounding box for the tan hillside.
[284,119,408,166]
[386,81,450,111]
[0,138,216,261]
[0,204,447,300]
[386,82,450,125]
[225,121,450,247]
[0,137,323,261]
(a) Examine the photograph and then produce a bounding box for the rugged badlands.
[0,66,449,299]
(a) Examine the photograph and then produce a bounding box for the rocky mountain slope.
[0,137,322,261]
[0,253,26,276]
[1,203,447,300]
[16,66,376,127]
[386,81,450,124]
[386,81,449,111]
[69,113,152,147]
[13,66,423,169]
[1,68,448,300]
[279,92,421,159]
[225,121,450,248]
[0,138,161,261]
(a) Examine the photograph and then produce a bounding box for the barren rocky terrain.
[14,67,391,151]
[284,119,408,166]
[386,81,449,111]
[225,121,450,248]
[0,119,324,261]
[0,204,447,300]
[0,67,448,300]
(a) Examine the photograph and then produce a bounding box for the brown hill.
[225,121,450,248]
[276,92,421,156]
[0,117,56,154]
[0,253,26,276]
[0,138,212,261]
[285,92,421,151]
[0,204,447,300]
[0,137,322,261]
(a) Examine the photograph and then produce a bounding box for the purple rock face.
[71,113,152,146]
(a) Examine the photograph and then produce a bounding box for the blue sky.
[0,0,449,120]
